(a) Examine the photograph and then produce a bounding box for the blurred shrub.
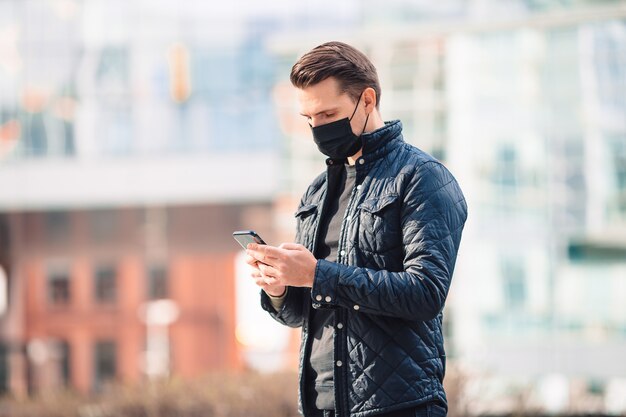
[0,371,299,417]
[444,361,469,417]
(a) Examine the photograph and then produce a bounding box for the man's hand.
[246,243,317,290]
[244,254,287,297]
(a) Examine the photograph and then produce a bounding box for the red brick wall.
[15,203,271,393]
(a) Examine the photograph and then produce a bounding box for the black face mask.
[310,93,370,160]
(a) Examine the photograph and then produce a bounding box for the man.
[246,41,467,417]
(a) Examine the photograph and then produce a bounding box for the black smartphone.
[232,230,267,249]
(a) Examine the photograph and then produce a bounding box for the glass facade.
[0,1,282,163]
[444,13,626,399]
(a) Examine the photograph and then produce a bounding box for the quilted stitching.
[261,120,467,417]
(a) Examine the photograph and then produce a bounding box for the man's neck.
[347,150,363,166]
[347,116,385,166]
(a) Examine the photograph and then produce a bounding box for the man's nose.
[309,118,321,128]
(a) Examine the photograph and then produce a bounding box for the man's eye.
[325,113,335,118]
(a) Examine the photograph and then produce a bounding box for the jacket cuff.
[260,289,284,315]
[266,288,288,311]
[311,259,340,306]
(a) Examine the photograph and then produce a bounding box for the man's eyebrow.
[299,108,339,117]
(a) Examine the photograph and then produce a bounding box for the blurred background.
[0,0,625,415]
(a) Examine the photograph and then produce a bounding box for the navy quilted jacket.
[261,120,467,417]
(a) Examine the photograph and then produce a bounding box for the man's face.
[297,77,365,134]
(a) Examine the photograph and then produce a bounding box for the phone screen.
[232,230,267,249]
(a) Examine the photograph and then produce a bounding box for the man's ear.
[363,87,377,112]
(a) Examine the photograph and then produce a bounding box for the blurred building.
[0,0,286,395]
[1,205,276,394]
[2,0,626,411]
[267,1,626,413]
[445,13,626,413]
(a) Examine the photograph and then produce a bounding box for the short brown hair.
[290,41,381,108]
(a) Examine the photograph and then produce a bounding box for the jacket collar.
[361,119,403,157]
[324,120,403,167]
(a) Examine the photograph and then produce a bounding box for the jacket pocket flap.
[358,194,399,214]
[294,203,318,218]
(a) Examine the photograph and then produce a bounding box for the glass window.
[44,211,70,244]
[501,257,526,311]
[390,43,418,91]
[97,106,133,156]
[492,144,518,188]
[593,23,626,111]
[96,47,129,90]
[0,343,7,394]
[55,340,71,387]
[94,264,117,304]
[89,209,117,243]
[147,264,168,300]
[93,340,116,392]
[609,135,626,214]
[20,112,48,157]
[47,265,71,305]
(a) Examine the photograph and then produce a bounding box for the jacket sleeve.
[260,286,307,328]
[257,182,322,328]
[311,161,468,321]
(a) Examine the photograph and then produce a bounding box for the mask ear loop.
[352,90,370,136]
[350,90,370,135]
[348,90,365,121]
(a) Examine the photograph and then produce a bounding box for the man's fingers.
[254,278,276,288]
[258,263,280,279]
[279,242,304,251]
[245,255,260,268]
[263,276,278,286]
[252,270,277,287]
[247,244,284,264]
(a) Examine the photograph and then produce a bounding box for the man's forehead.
[299,78,341,98]
[297,78,350,112]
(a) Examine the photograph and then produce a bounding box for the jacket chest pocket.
[294,203,319,249]
[357,194,402,254]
